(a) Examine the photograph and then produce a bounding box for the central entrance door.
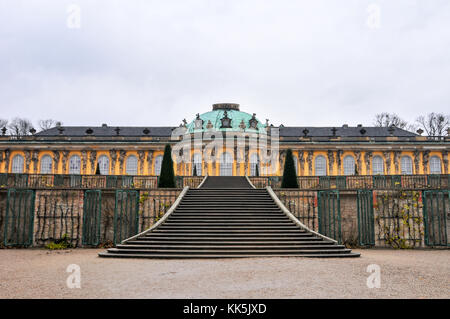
[220,152,233,176]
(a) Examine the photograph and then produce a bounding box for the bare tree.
[38,119,60,131]
[0,118,7,129]
[416,112,450,137]
[373,112,417,132]
[7,117,33,138]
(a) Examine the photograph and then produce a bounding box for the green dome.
[187,103,266,133]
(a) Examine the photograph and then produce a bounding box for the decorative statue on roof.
[206,120,213,130]
[239,119,246,130]
[194,113,203,130]
[249,113,258,129]
[220,111,232,128]
[180,119,187,127]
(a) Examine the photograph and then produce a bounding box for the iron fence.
[274,189,318,231]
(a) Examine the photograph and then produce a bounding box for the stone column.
[118,150,126,174]
[24,150,31,173]
[422,150,430,174]
[413,150,420,174]
[298,150,304,176]
[52,150,61,174]
[364,151,372,175]
[383,151,391,174]
[31,151,39,173]
[138,150,145,175]
[146,150,153,175]
[355,151,362,175]
[442,150,448,174]
[62,150,69,174]
[89,150,97,174]
[393,151,401,174]
[81,150,88,174]
[307,151,313,176]
[336,150,343,175]
[327,150,335,175]
[109,149,118,175]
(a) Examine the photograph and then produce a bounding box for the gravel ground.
[0,248,448,299]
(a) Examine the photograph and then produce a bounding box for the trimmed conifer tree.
[281,149,299,188]
[95,162,101,175]
[255,163,259,177]
[193,164,197,176]
[158,144,176,188]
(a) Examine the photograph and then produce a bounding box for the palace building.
[0,103,449,177]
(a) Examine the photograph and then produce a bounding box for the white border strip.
[121,186,190,244]
[197,174,208,188]
[266,186,338,244]
[245,175,256,189]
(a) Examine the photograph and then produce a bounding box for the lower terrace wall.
[0,188,182,248]
[0,187,448,249]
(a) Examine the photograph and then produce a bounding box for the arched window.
[98,155,110,175]
[250,153,259,176]
[220,152,233,176]
[401,156,413,175]
[192,153,202,176]
[315,155,327,176]
[40,155,53,174]
[372,156,384,175]
[69,155,81,174]
[126,155,138,175]
[154,155,163,175]
[11,155,24,173]
[343,156,355,175]
[292,155,298,175]
[429,156,441,174]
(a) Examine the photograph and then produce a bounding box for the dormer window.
[220,111,232,128]
[248,113,258,129]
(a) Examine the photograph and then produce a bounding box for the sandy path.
[0,248,448,299]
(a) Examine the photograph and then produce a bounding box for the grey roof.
[36,125,417,138]
[279,126,417,137]
[36,126,176,137]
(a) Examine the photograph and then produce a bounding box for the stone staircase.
[99,177,360,258]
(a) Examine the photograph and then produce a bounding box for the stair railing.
[197,174,209,188]
[120,186,190,244]
[245,175,256,189]
[266,186,338,244]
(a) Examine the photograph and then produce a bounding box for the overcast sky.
[0,0,449,129]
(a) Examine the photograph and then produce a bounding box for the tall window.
[250,153,259,176]
[293,155,298,174]
[126,155,138,175]
[372,156,384,175]
[40,155,53,174]
[192,153,202,176]
[98,155,110,175]
[343,156,355,175]
[429,156,441,174]
[11,155,24,173]
[154,155,163,175]
[401,156,413,175]
[315,155,327,176]
[220,152,233,176]
[69,155,81,174]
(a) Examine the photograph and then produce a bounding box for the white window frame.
[126,155,138,175]
[343,155,355,175]
[40,155,53,174]
[69,155,81,174]
[220,152,233,176]
[372,156,384,175]
[401,156,413,175]
[250,153,259,176]
[315,155,327,176]
[192,153,202,176]
[98,155,110,175]
[429,156,441,174]
[11,155,24,173]
[154,155,163,176]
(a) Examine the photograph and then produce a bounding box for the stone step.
[115,244,345,250]
[99,252,361,258]
[105,248,353,255]
[125,239,331,245]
